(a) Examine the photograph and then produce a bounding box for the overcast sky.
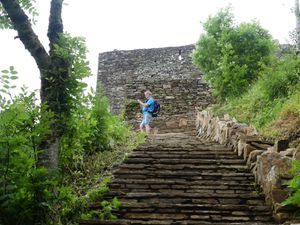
[0,0,295,94]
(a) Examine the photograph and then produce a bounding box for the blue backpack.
[148,101,160,117]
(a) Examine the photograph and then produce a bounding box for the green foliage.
[53,33,91,113]
[0,72,53,225]
[0,28,144,224]
[0,66,18,98]
[81,197,120,221]
[60,87,142,172]
[0,67,143,224]
[193,7,276,99]
[213,54,300,138]
[283,160,300,207]
[0,0,38,29]
[80,178,120,221]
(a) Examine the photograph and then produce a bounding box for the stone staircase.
[80,133,278,225]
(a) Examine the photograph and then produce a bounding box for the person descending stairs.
[80,133,278,225]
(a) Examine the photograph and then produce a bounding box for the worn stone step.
[106,191,264,201]
[109,183,256,192]
[114,170,254,179]
[80,219,277,225]
[129,153,241,160]
[117,212,273,222]
[109,188,256,196]
[134,148,236,152]
[110,178,257,187]
[103,197,266,207]
[124,158,246,165]
[118,163,248,172]
[115,208,272,218]
[117,202,271,212]
[113,174,255,182]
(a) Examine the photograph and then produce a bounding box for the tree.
[193,7,276,100]
[0,0,69,170]
[295,0,300,53]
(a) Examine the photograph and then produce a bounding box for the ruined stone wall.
[97,45,213,133]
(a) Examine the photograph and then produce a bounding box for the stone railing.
[196,110,300,223]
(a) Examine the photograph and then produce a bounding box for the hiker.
[137,90,154,134]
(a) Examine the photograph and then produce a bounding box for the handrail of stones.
[196,110,300,224]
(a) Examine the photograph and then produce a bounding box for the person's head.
[144,90,152,99]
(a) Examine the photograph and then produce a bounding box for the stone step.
[104,197,266,207]
[118,213,273,222]
[137,146,233,152]
[110,178,257,187]
[106,191,264,201]
[109,182,256,191]
[91,201,270,211]
[123,158,246,165]
[80,219,278,225]
[117,163,248,171]
[114,170,254,179]
[113,174,255,181]
[109,188,256,195]
[129,153,240,160]
[136,146,233,151]
[117,202,271,212]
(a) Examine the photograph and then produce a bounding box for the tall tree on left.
[0,0,69,170]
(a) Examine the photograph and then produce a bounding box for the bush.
[212,54,300,139]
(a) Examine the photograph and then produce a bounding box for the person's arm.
[137,99,149,107]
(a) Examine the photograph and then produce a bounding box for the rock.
[251,141,273,150]
[238,139,247,157]
[179,118,188,127]
[243,144,258,160]
[165,96,175,100]
[274,202,296,213]
[247,150,264,167]
[163,84,171,89]
[274,212,293,223]
[256,152,293,206]
[293,148,300,161]
[280,148,296,157]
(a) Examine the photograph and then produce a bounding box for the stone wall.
[97,45,213,133]
[196,110,300,223]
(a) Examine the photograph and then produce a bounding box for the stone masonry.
[97,45,213,133]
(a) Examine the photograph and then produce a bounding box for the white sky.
[0,0,295,95]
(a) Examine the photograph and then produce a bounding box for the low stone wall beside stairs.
[196,110,300,223]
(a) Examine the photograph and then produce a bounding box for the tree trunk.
[0,0,68,170]
[295,0,300,53]
[38,0,69,170]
